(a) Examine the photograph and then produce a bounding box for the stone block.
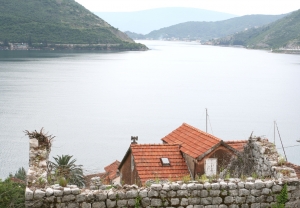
[171,183,180,190]
[196,183,204,190]
[167,190,177,197]
[204,182,212,190]
[260,203,270,208]
[64,188,72,195]
[229,189,238,196]
[139,190,148,198]
[235,196,246,204]
[87,193,94,202]
[219,205,228,208]
[95,192,107,201]
[108,190,117,199]
[25,188,34,200]
[30,138,39,148]
[34,190,45,199]
[246,196,256,203]
[194,206,204,208]
[106,199,116,208]
[187,183,197,190]
[148,190,159,197]
[241,205,249,208]
[150,184,162,191]
[181,184,187,190]
[189,197,201,205]
[254,180,265,189]
[221,190,228,196]
[250,203,260,208]
[62,194,75,202]
[151,198,162,207]
[81,202,91,208]
[54,189,63,197]
[261,188,271,195]
[211,183,220,190]
[201,190,209,197]
[141,197,150,207]
[128,199,136,207]
[191,190,200,197]
[171,198,180,205]
[224,196,233,204]
[245,182,255,189]
[45,196,55,203]
[71,188,81,195]
[205,206,218,208]
[117,199,127,207]
[209,190,220,197]
[239,189,250,196]
[126,190,138,198]
[264,181,274,188]
[220,182,228,189]
[181,198,189,206]
[251,189,261,197]
[272,185,282,193]
[163,184,171,191]
[67,202,79,208]
[228,182,237,190]
[238,182,245,188]
[92,202,105,208]
[76,194,86,202]
[177,190,189,197]
[201,197,212,205]
[212,197,222,205]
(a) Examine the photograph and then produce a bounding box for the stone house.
[161,123,247,178]
[118,144,190,186]
[118,123,247,185]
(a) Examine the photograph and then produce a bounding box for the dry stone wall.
[25,179,300,208]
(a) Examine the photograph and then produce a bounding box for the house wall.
[195,145,234,176]
[119,153,141,186]
[182,153,195,179]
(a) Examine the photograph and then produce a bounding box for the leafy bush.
[0,178,25,208]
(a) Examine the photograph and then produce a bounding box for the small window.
[161,158,170,166]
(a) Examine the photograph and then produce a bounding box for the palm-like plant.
[50,155,85,187]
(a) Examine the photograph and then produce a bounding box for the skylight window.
[161,158,170,166]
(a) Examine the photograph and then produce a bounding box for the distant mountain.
[0,0,147,50]
[211,9,300,50]
[94,7,238,34]
[129,14,287,42]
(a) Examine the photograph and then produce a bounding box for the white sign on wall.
[205,158,217,176]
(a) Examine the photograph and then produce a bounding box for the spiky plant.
[50,155,85,187]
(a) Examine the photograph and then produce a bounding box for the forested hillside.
[0,0,146,50]
[211,9,300,49]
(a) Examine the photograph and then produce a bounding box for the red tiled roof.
[131,144,190,183]
[104,160,120,180]
[225,140,248,152]
[161,123,221,158]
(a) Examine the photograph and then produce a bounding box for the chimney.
[131,136,138,144]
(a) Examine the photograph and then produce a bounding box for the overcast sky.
[75,0,300,15]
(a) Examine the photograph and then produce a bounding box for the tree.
[49,155,85,187]
[0,178,25,208]
[13,167,26,182]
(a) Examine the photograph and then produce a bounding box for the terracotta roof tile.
[225,140,248,152]
[130,144,190,183]
[161,123,221,158]
[104,160,121,180]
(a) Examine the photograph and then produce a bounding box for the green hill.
[0,0,147,50]
[211,9,300,50]
[126,14,286,41]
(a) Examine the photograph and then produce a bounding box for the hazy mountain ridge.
[95,7,237,34]
[211,9,300,50]
[0,0,146,50]
[126,14,287,42]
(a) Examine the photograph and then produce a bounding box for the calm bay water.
[0,40,300,179]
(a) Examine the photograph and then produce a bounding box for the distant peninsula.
[0,0,147,51]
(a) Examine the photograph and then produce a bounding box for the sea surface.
[0,40,299,179]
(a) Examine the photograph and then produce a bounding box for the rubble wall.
[25,180,300,208]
